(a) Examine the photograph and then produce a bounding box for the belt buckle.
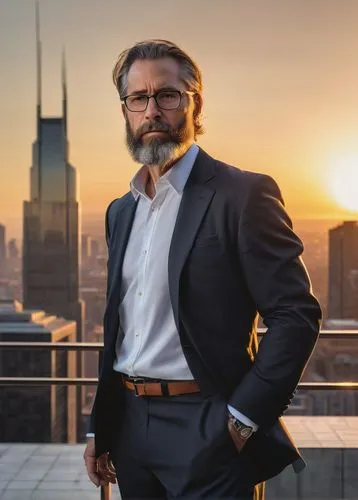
[132,377,145,397]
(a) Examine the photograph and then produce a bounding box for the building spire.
[62,47,67,137]
[35,0,42,122]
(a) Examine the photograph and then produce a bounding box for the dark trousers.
[111,387,261,499]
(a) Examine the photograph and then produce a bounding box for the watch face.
[240,427,252,439]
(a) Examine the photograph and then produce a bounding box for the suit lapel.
[168,148,216,330]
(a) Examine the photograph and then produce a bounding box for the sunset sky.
[1,0,358,238]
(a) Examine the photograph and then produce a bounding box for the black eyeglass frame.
[121,89,196,112]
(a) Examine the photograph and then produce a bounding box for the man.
[84,39,322,499]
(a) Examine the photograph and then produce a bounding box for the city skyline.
[2,0,358,240]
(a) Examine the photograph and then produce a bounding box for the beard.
[125,116,192,166]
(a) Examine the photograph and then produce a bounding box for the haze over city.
[1,0,358,240]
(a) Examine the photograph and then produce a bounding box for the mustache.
[136,121,171,138]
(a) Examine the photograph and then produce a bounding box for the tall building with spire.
[23,4,84,344]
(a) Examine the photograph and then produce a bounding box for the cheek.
[164,109,186,127]
[127,115,141,133]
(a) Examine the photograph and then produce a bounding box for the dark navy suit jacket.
[90,147,322,484]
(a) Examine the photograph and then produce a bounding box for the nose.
[144,96,162,120]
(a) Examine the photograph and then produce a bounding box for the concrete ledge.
[265,416,358,499]
[266,448,358,499]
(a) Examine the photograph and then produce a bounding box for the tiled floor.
[0,417,357,499]
[0,443,121,500]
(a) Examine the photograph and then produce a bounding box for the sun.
[329,156,358,213]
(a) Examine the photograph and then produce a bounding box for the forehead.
[126,57,184,93]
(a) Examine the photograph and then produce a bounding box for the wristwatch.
[228,413,254,440]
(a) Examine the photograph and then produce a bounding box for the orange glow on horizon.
[329,155,358,214]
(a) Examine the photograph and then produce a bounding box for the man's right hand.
[83,437,117,487]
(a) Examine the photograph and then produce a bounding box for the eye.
[158,91,177,100]
[156,91,181,109]
[129,95,147,104]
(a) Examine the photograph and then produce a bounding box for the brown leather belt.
[121,374,200,397]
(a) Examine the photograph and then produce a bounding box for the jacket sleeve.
[228,175,322,431]
[88,199,117,434]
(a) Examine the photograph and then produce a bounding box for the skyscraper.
[81,234,92,264]
[328,221,358,319]
[23,4,84,342]
[0,224,5,271]
[7,239,19,261]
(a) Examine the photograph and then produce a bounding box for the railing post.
[101,483,111,500]
[76,347,83,442]
[255,481,265,500]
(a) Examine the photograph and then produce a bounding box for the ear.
[121,103,126,119]
[193,93,203,121]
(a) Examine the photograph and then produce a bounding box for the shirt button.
[151,206,156,211]
[138,291,142,296]
[144,250,147,254]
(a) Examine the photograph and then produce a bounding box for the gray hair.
[112,39,204,137]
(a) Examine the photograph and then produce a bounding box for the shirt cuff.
[227,405,259,432]
[86,433,95,438]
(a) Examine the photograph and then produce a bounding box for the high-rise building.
[90,238,100,263]
[328,221,358,319]
[7,239,18,261]
[0,299,77,443]
[22,5,84,342]
[81,234,92,263]
[22,7,85,440]
[0,224,5,270]
[0,280,13,300]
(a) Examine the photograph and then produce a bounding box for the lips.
[142,130,168,136]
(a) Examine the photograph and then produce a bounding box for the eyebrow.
[127,86,180,96]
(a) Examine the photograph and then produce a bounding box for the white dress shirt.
[113,145,198,379]
[88,144,258,437]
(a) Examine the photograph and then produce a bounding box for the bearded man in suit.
[84,39,321,500]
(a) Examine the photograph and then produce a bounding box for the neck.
[146,143,191,185]
[144,160,175,199]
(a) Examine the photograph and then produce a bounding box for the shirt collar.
[130,143,199,200]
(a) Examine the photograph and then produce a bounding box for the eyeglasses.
[121,89,196,112]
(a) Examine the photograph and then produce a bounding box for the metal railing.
[0,341,108,498]
[1,329,358,500]
[1,329,358,387]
